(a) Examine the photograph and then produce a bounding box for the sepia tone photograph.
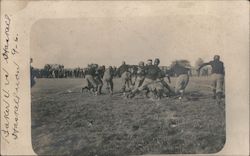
[30,13,227,155]
[1,0,249,156]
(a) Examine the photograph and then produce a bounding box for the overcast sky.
[30,2,247,69]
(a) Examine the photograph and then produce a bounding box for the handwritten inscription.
[2,14,11,63]
[12,61,20,139]
[1,14,21,143]
[12,34,19,56]
[2,89,10,143]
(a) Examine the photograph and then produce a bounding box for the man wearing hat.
[198,55,225,100]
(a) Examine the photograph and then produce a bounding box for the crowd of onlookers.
[31,63,211,79]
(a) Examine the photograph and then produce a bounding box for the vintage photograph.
[1,1,249,156]
[30,14,226,155]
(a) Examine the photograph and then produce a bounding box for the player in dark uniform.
[127,59,163,99]
[116,61,132,95]
[169,61,190,99]
[95,66,105,94]
[82,64,99,95]
[154,58,173,96]
[30,58,36,87]
[198,55,225,100]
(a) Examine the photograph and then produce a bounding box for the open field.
[31,77,225,155]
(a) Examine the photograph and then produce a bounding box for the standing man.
[116,61,132,95]
[94,65,104,94]
[132,61,146,90]
[30,58,36,87]
[103,66,114,95]
[169,60,191,99]
[198,55,225,100]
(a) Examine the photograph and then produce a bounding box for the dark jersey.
[170,64,189,76]
[117,64,129,76]
[96,68,105,78]
[30,66,36,87]
[208,60,224,75]
[144,65,162,80]
[136,67,146,77]
[85,67,96,76]
[199,60,225,75]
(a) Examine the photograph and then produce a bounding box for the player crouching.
[81,64,103,96]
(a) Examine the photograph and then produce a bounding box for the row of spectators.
[32,63,211,79]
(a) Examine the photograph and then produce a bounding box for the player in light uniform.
[116,61,132,95]
[131,61,146,92]
[103,66,114,95]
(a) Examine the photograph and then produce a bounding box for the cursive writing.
[12,61,20,139]
[2,14,11,63]
[1,89,10,143]
[2,68,10,85]
[1,14,22,143]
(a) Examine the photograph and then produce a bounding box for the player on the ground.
[153,58,174,96]
[127,59,163,99]
[198,55,225,100]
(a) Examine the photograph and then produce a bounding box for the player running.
[169,60,191,99]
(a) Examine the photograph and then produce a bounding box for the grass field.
[31,77,225,156]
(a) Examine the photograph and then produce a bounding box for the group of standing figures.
[82,55,225,101]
